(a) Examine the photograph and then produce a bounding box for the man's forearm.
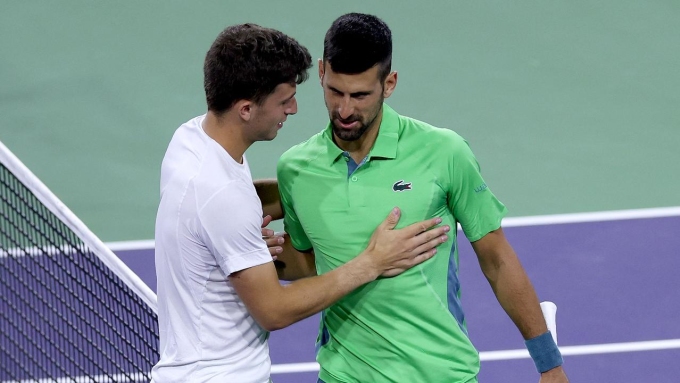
[474,230,567,380]
[473,230,547,339]
[253,178,283,220]
[233,253,378,331]
[274,254,378,327]
[486,255,547,339]
[233,212,446,332]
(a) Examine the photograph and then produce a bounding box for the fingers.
[414,224,450,244]
[267,242,283,257]
[380,207,401,230]
[261,214,273,228]
[403,223,449,260]
[263,231,284,258]
[264,234,284,248]
[407,247,438,267]
[269,247,282,258]
[382,244,440,278]
[402,217,443,236]
[410,232,448,256]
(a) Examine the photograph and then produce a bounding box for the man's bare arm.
[260,215,315,280]
[472,228,568,381]
[231,208,449,331]
[254,179,315,279]
[274,232,316,281]
[472,228,546,339]
[253,178,283,220]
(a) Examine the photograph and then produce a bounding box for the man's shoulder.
[164,115,207,157]
[278,130,326,166]
[397,114,469,151]
[171,114,205,138]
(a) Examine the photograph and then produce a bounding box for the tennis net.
[0,140,158,383]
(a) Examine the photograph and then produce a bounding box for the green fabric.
[277,104,507,382]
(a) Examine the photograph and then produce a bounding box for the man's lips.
[336,119,359,129]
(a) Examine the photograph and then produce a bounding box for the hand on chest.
[295,160,449,228]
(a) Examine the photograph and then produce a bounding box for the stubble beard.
[330,103,382,142]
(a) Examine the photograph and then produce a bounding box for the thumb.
[382,207,401,230]
[261,215,272,228]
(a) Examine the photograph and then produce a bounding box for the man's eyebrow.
[283,92,296,102]
[350,91,372,97]
[328,86,372,97]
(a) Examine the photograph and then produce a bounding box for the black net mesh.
[0,163,159,382]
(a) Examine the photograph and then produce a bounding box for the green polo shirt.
[277,104,507,383]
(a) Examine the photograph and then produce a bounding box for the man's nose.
[337,98,354,120]
[286,98,298,116]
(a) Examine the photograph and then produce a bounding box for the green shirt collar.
[323,103,400,166]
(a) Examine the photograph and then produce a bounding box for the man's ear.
[318,58,325,86]
[383,71,398,99]
[235,100,254,121]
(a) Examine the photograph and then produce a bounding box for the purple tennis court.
[113,210,680,383]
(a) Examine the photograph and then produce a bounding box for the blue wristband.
[525,331,563,373]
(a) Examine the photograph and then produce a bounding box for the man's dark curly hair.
[204,24,312,114]
[323,13,392,81]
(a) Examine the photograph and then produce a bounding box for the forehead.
[323,62,382,91]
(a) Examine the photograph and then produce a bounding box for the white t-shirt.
[151,115,273,383]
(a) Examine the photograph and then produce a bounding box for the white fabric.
[151,115,273,383]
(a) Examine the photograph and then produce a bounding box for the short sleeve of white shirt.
[197,181,272,275]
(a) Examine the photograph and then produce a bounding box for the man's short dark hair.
[323,13,392,81]
[204,23,312,114]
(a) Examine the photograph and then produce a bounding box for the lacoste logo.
[474,183,488,193]
[393,180,412,192]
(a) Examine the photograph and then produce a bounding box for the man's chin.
[332,127,363,142]
[259,131,279,142]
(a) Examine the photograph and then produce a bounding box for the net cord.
[0,140,157,312]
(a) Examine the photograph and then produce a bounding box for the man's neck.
[202,111,250,163]
[334,110,383,163]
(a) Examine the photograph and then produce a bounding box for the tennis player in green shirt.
[272,13,568,383]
